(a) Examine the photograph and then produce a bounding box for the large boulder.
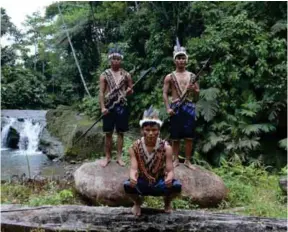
[74,161,228,207]
[46,106,104,160]
[74,160,131,206]
[39,128,64,160]
[175,164,228,207]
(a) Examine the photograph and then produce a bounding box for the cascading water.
[1,117,16,149]
[18,119,43,153]
[1,110,65,181]
[1,117,43,153]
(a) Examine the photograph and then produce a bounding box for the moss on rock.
[46,106,104,160]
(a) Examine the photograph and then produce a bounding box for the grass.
[1,180,82,206]
[1,131,286,219]
[2,162,286,219]
[211,161,287,218]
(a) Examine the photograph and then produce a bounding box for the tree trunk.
[1,204,286,232]
[57,2,91,98]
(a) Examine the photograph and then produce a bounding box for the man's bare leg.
[116,132,125,166]
[172,140,180,167]
[163,194,177,213]
[101,132,112,167]
[184,139,196,170]
[127,194,143,216]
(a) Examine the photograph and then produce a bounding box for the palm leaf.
[55,18,89,46]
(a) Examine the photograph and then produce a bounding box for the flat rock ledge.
[1,204,286,232]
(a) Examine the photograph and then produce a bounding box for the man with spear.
[99,46,133,167]
[163,38,200,169]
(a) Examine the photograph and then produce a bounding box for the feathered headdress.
[173,37,188,60]
[139,106,163,127]
[108,44,124,59]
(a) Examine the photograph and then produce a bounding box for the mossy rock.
[46,106,104,160]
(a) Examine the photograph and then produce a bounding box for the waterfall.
[1,117,43,153]
[18,119,43,153]
[1,117,16,148]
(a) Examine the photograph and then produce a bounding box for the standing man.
[99,46,133,167]
[163,38,200,169]
[124,106,182,216]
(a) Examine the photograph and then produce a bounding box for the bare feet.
[101,158,111,167]
[131,204,141,216]
[116,158,125,167]
[164,204,173,213]
[173,159,179,168]
[184,160,196,170]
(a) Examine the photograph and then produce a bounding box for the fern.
[271,19,287,34]
[199,87,220,101]
[202,132,226,153]
[196,99,219,122]
[240,109,256,117]
[211,121,229,130]
[242,123,276,136]
[236,137,260,150]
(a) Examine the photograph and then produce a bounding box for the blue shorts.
[103,103,129,133]
[170,101,196,140]
[123,177,182,196]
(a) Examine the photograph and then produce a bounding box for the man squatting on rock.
[163,38,200,169]
[99,46,133,167]
[124,106,182,216]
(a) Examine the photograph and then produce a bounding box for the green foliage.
[1,66,50,109]
[1,181,79,206]
[278,138,287,150]
[1,183,32,204]
[79,96,101,119]
[1,7,19,37]
[1,2,286,166]
[213,161,287,218]
[28,189,74,206]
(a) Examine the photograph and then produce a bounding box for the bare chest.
[110,71,123,85]
[173,72,191,92]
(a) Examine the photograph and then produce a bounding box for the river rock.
[39,128,64,160]
[6,127,20,149]
[46,106,104,160]
[175,164,228,207]
[74,160,131,206]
